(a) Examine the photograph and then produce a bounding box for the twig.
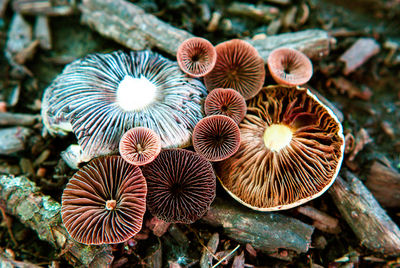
[212,245,240,268]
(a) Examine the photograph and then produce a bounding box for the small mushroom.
[204,88,247,124]
[216,85,344,211]
[41,50,206,160]
[267,47,313,86]
[177,37,217,77]
[204,39,265,100]
[192,115,241,162]
[119,127,161,166]
[142,149,216,223]
[61,155,147,245]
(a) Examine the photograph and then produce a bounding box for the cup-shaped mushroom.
[142,149,216,224]
[204,39,265,100]
[61,155,147,245]
[192,115,241,162]
[267,47,313,86]
[177,37,217,77]
[41,50,207,160]
[204,88,247,125]
[216,85,345,211]
[119,127,161,166]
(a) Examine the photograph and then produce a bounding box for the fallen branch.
[80,0,333,61]
[0,175,113,267]
[202,198,314,254]
[329,172,400,255]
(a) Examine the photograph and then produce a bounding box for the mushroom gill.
[216,85,345,211]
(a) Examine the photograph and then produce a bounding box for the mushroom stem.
[105,200,117,210]
[136,143,143,154]
[263,124,293,152]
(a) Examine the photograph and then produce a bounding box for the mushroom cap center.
[116,75,157,111]
[263,124,293,152]
[105,199,117,210]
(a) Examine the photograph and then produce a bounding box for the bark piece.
[366,161,400,208]
[12,0,76,16]
[339,38,380,75]
[202,198,314,254]
[200,232,219,268]
[80,0,194,56]
[227,2,279,23]
[0,0,9,17]
[297,205,340,234]
[0,112,40,126]
[329,172,400,255]
[0,175,113,267]
[0,127,32,155]
[34,15,52,50]
[248,29,333,62]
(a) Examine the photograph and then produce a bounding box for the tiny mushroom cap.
[204,39,265,100]
[216,85,345,211]
[204,88,247,125]
[142,148,216,224]
[61,155,147,245]
[192,115,241,162]
[119,127,161,166]
[41,50,206,160]
[177,37,217,77]
[267,47,313,86]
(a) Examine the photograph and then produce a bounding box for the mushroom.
[119,127,161,166]
[267,47,313,86]
[192,115,241,162]
[61,155,147,245]
[204,39,265,100]
[41,50,206,160]
[204,87,247,125]
[177,37,217,77]
[216,85,345,211]
[142,148,216,223]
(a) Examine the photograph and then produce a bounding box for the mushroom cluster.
[44,36,344,246]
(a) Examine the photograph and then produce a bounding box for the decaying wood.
[297,205,340,234]
[34,15,52,50]
[80,0,332,62]
[0,0,9,17]
[200,232,219,268]
[248,29,334,62]
[0,112,40,126]
[0,249,42,268]
[365,161,400,208]
[202,198,314,254]
[80,0,194,56]
[227,2,279,23]
[0,127,33,155]
[329,172,400,255]
[0,175,113,267]
[339,38,380,75]
[12,0,76,16]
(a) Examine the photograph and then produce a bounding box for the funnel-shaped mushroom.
[204,39,265,100]
[142,149,216,223]
[267,47,313,86]
[61,155,147,244]
[216,85,344,211]
[177,37,217,77]
[41,50,206,160]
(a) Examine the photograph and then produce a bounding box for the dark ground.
[1,0,400,267]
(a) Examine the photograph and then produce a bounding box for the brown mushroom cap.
[192,115,241,162]
[61,155,147,245]
[119,127,161,166]
[177,37,217,77]
[204,88,247,125]
[267,47,313,86]
[142,149,216,223]
[216,85,344,211]
[204,39,265,100]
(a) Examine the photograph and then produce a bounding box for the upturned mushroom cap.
[204,88,247,125]
[216,85,344,211]
[41,50,206,160]
[267,47,313,86]
[61,155,147,245]
[142,148,216,223]
[177,37,217,77]
[204,39,265,100]
[192,115,241,162]
[119,127,161,166]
